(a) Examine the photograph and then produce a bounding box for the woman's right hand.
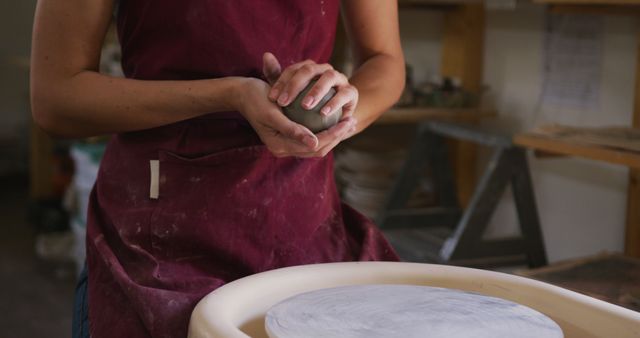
[231,77,325,157]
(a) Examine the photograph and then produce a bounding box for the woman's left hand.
[262,52,359,157]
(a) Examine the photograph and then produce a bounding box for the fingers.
[259,59,359,158]
[268,59,315,102]
[269,61,335,106]
[320,84,358,117]
[262,52,282,85]
[260,123,319,158]
[239,76,326,158]
[292,117,357,158]
[302,70,348,110]
[315,116,356,146]
[264,108,319,150]
[267,60,358,118]
[307,137,344,158]
[276,63,334,107]
[267,137,317,158]
[267,117,357,158]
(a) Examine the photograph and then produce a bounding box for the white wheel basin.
[188,262,640,338]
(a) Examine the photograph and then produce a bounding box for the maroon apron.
[86,1,399,337]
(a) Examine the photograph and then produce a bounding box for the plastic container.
[68,142,105,275]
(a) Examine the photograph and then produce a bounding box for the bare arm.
[30,0,247,138]
[342,0,405,132]
[31,0,317,151]
[262,0,405,157]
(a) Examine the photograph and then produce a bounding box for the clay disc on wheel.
[265,284,563,338]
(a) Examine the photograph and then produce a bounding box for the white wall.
[399,5,636,263]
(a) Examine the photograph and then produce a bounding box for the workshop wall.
[399,5,634,263]
[485,5,634,263]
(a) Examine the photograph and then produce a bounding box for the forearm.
[31,72,244,138]
[349,53,405,133]
[341,0,405,134]
[30,0,247,138]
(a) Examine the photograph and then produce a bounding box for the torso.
[86,2,399,337]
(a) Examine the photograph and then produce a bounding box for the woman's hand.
[233,77,355,158]
[262,52,359,157]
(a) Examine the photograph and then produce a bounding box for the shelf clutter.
[335,126,436,219]
[335,103,494,220]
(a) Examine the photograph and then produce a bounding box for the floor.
[519,253,640,312]
[0,177,75,338]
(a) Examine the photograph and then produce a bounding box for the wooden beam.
[376,108,495,125]
[514,133,640,169]
[625,30,640,258]
[441,4,484,94]
[533,150,571,158]
[627,171,640,257]
[536,0,640,4]
[549,4,640,15]
[441,3,485,206]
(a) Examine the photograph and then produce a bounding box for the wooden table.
[514,132,640,170]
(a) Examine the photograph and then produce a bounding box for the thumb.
[270,110,319,149]
[262,52,282,85]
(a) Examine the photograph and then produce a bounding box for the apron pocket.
[148,145,275,261]
[158,144,269,167]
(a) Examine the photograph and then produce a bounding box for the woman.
[31,0,405,337]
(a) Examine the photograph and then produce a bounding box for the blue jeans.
[72,264,90,338]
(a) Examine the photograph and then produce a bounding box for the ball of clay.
[282,80,343,133]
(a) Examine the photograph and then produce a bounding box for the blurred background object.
[0,3,118,335]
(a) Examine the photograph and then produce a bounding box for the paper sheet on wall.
[541,14,603,110]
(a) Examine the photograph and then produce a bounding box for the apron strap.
[150,160,160,199]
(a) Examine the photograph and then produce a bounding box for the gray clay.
[266,285,564,338]
[282,80,343,133]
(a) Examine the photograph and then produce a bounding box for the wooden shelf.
[376,107,495,125]
[514,132,640,169]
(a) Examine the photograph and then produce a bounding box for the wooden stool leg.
[441,148,512,261]
[511,149,548,267]
[429,134,459,211]
[380,121,549,267]
[377,126,432,227]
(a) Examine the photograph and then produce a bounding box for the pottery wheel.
[265,284,563,338]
